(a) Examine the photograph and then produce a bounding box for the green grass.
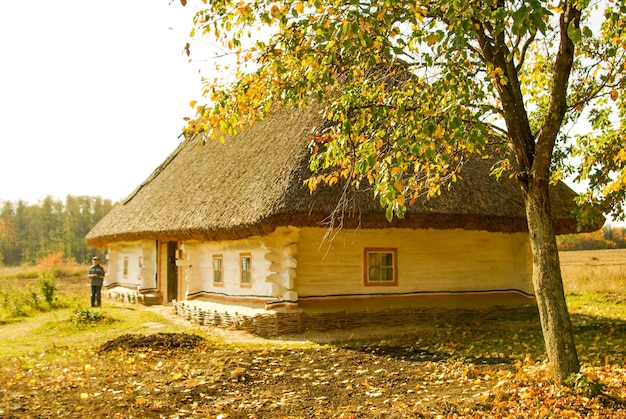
[0,277,59,321]
[0,267,91,321]
[0,267,236,365]
[0,304,221,360]
[0,265,87,280]
[567,293,626,321]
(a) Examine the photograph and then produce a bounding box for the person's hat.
[92,256,99,260]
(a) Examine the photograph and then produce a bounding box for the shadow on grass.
[326,307,626,367]
[0,318,24,326]
[353,343,515,365]
[571,313,626,332]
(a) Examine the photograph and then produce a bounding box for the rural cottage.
[85,106,588,336]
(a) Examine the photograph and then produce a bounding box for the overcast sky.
[0,0,205,203]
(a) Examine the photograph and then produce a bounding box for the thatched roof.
[85,106,587,248]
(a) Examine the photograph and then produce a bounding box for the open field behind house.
[0,250,625,418]
[560,249,626,295]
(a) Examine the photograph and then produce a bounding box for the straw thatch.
[85,106,586,248]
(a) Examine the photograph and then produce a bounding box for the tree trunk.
[525,178,580,383]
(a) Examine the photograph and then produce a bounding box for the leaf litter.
[2,318,625,418]
[1,274,625,418]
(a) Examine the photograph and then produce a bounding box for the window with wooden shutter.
[364,248,397,286]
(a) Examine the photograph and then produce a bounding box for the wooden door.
[166,241,178,302]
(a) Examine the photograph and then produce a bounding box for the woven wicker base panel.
[173,301,540,339]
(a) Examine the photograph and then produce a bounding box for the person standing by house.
[88,256,105,307]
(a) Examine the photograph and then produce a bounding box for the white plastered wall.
[106,240,157,291]
[172,226,533,310]
[175,227,299,305]
[295,227,533,299]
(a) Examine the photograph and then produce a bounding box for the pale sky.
[1,2,617,226]
[0,0,205,203]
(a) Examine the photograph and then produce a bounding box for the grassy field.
[0,250,624,418]
[560,249,626,322]
[560,249,626,295]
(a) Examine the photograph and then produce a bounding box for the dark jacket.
[88,264,105,287]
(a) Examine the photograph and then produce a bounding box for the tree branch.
[535,3,581,179]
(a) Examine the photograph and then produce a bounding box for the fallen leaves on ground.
[1,329,624,418]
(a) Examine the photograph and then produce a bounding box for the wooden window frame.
[239,253,252,288]
[363,248,398,286]
[123,256,129,279]
[212,254,223,286]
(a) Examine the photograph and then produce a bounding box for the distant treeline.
[0,194,620,266]
[0,196,115,266]
[557,224,626,251]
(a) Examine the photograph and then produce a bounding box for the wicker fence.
[173,301,540,339]
[107,289,161,306]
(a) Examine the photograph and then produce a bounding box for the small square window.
[213,255,223,286]
[364,248,397,286]
[240,253,252,286]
